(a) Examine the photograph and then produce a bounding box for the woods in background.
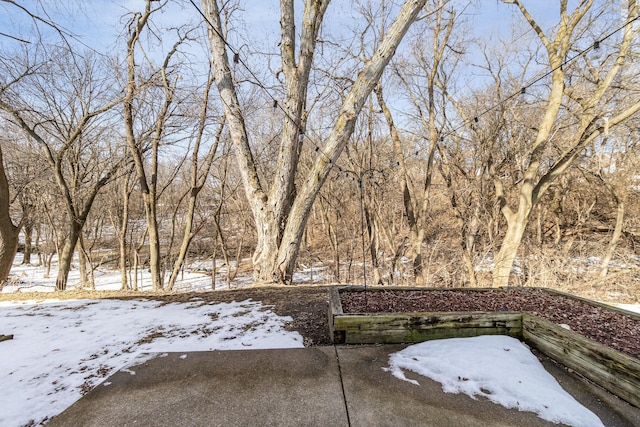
[1,0,639,294]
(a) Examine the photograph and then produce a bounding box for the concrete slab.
[336,344,640,427]
[49,348,348,427]
[50,345,640,427]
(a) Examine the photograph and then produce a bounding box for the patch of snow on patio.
[385,335,603,427]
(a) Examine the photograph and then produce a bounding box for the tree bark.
[55,223,80,291]
[0,147,20,288]
[492,208,530,287]
[599,187,625,278]
[203,0,427,284]
[22,219,33,265]
[491,0,640,287]
[118,176,131,291]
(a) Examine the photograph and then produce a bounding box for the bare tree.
[0,47,123,290]
[377,1,461,285]
[0,146,21,287]
[166,70,225,290]
[123,0,196,290]
[490,0,640,287]
[201,0,427,284]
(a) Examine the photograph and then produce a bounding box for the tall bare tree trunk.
[491,0,640,287]
[55,223,80,291]
[600,188,625,278]
[0,147,21,288]
[22,218,33,265]
[118,177,131,291]
[202,0,427,284]
[122,1,168,291]
[492,208,530,287]
[78,233,88,287]
[142,193,162,290]
[364,203,383,285]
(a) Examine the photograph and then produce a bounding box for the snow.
[2,253,330,293]
[2,253,231,293]
[1,256,630,426]
[0,298,303,426]
[385,335,604,427]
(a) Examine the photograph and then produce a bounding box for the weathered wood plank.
[522,314,640,408]
[344,326,521,344]
[328,288,345,343]
[328,288,344,316]
[334,311,522,331]
[540,288,640,320]
[334,312,522,344]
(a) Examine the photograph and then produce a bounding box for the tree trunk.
[142,193,162,290]
[166,195,196,291]
[78,234,88,287]
[461,212,479,287]
[118,177,130,291]
[600,190,625,278]
[22,220,33,265]
[210,241,218,290]
[0,147,20,287]
[133,250,140,291]
[122,1,170,292]
[492,209,529,288]
[0,216,19,289]
[119,230,128,291]
[363,202,383,286]
[203,0,427,284]
[55,223,81,291]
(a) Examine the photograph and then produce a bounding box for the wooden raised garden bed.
[328,286,640,408]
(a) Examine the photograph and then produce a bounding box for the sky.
[0,0,619,131]
[0,1,592,65]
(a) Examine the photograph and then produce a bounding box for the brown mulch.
[3,285,638,358]
[340,288,640,360]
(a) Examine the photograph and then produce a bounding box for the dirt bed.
[340,288,640,360]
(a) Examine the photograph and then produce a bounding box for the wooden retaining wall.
[333,311,522,344]
[522,314,640,409]
[329,287,640,408]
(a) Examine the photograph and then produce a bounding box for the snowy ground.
[2,253,327,294]
[0,297,304,426]
[386,336,605,427]
[2,299,611,427]
[1,255,637,426]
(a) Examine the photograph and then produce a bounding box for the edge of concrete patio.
[49,345,640,427]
